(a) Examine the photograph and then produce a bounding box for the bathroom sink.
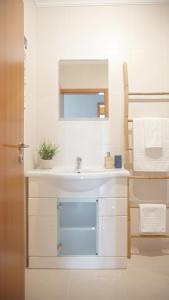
[27,168,130,192]
[54,170,112,192]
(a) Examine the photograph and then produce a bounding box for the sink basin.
[26,168,129,192]
[52,170,114,192]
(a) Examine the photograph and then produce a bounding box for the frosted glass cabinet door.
[58,199,97,256]
[29,216,58,257]
[99,216,127,256]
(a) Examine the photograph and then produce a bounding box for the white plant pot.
[40,159,54,169]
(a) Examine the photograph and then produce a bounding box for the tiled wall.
[25,3,169,252]
[36,5,169,170]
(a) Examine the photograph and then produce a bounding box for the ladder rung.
[128,92,169,96]
[129,202,169,208]
[132,233,169,238]
[129,176,169,180]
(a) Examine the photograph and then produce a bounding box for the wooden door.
[0,1,25,299]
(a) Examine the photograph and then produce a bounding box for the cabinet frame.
[27,176,128,269]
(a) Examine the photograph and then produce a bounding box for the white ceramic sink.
[26,168,129,192]
[54,170,111,192]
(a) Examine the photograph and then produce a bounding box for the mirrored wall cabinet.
[59,59,109,120]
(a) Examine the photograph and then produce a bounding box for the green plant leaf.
[38,141,59,160]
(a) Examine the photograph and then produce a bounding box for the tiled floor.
[26,255,169,300]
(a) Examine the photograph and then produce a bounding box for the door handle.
[18,142,29,164]
[18,142,30,150]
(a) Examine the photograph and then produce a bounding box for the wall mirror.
[59,59,109,120]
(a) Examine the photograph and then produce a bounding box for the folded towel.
[133,118,169,171]
[144,118,162,149]
[139,204,166,233]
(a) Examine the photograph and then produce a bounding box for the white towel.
[133,118,169,171]
[139,204,166,233]
[144,118,162,149]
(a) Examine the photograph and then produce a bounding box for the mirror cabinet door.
[59,60,109,120]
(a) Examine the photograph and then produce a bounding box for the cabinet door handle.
[57,243,63,251]
[111,206,115,215]
[57,203,62,209]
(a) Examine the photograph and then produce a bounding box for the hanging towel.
[139,204,166,233]
[144,118,162,149]
[133,118,169,171]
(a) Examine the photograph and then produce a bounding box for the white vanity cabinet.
[99,198,127,256]
[27,171,129,269]
[29,198,58,257]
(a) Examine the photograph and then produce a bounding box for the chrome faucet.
[75,156,82,173]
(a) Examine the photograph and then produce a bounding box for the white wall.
[24,0,37,171]
[35,4,169,253]
[60,60,108,88]
[36,4,169,169]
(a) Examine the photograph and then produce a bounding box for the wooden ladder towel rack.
[123,62,169,258]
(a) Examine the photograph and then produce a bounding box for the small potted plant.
[38,141,59,169]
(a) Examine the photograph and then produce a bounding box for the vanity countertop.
[26,168,130,178]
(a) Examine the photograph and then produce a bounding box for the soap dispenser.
[104,152,113,169]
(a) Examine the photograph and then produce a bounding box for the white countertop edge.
[26,168,130,178]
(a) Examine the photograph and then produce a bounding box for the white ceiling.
[34,0,169,7]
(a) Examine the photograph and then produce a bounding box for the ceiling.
[34,0,169,7]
